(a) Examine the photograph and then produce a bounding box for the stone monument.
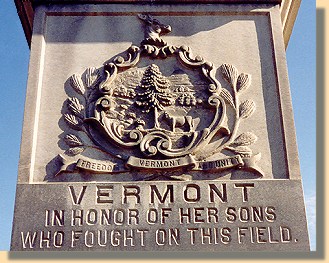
[11,0,309,251]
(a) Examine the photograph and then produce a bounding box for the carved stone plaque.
[11,2,310,251]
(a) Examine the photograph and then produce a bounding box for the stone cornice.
[15,0,300,49]
[14,0,34,48]
[280,0,301,45]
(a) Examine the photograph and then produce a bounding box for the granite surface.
[11,180,309,251]
[11,2,309,251]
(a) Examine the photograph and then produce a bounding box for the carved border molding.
[15,0,300,49]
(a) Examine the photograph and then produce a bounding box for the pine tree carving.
[136,64,174,128]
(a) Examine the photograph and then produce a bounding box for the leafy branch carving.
[226,132,258,156]
[64,113,83,130]
[64,134,85,156]
[239,100,256,119]
[85,67,101,89]
[64,73,87,155]
[67,97,84,119]
[210,64,257,157]
[63,69,122,157]
[70,74,85,95]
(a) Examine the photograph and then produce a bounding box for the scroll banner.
[195,154,263,177]
[196,155,243,171]
[55,155,128,176]
[126,155,196,170]
[76,158,126,173]
[55,153,263,177]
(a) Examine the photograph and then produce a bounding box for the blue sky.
[0,0,316,251]
[286,0,316,251]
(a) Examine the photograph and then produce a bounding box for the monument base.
[11,179,309,251]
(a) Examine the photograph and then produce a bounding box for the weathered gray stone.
[11,1,309,251]
[11,181,309,251]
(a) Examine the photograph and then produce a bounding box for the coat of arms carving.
[56,14,263,180]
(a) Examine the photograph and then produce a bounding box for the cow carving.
[163,111,194,132]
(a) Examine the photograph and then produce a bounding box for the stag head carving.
[138,14,172,47]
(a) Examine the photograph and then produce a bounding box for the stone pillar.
[11,0,309,251]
